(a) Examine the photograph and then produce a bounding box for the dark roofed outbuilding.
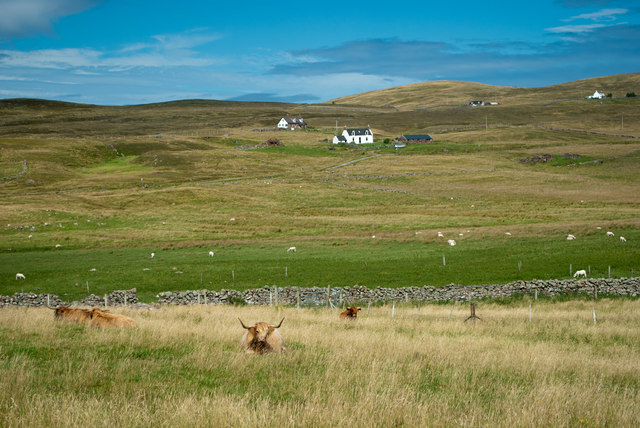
[398,134,433,143]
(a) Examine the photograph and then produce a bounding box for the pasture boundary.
[1,278,638,308]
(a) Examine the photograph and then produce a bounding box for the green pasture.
[1,231,637,302]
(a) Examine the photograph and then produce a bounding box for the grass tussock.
[1,299,639,427]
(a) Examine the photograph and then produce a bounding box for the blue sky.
[0,0,638,105]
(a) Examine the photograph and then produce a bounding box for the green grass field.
[1,75,640,300]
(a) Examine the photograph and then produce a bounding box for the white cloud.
[0,48,102,69]
[564,8,628,22]
[0,0,99,38]
[545,23,607,34]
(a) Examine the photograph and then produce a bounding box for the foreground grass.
[1,299,639,427]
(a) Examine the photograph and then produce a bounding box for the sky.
[0,0,639,105]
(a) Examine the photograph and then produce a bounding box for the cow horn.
[238,318,250,329]
[273,317,284,328]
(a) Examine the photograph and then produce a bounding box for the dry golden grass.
[1,299,639,427]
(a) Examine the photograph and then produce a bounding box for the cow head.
[346,306,362,317]
[239,318,284,342]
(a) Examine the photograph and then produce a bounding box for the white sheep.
[447,239,456,246]
[505,232,512,236]
[606,231,614,237]
[287,246,296,252]
[16,273,26,280]
[573,269,587,278]
[209,251,215,256]
[620,236,627,243]
[566,234,576,240]
[437,232,444,238]
[151,252,155,259]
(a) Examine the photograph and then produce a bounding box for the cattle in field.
[88,308,136,328]
[238,318,285,354]
[53,306,92,323]
[339,306,362,319]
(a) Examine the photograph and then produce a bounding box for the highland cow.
[339,306,362,319]
[238,318,285,354]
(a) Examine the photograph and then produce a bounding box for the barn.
[398,134,433,144]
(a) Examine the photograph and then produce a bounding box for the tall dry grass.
[1,299,639,427]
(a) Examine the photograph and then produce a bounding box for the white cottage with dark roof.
[332,126,373,144]
[278,115,307,130]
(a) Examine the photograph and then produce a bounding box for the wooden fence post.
[326,285,331,309]
[464,302,481,323]
[417,302,420,319]
[528,303,532,322]
[296,289,300,309]
[391,301,395,318]
[104,294,108,307]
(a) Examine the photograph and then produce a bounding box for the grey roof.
[345,128,371,136]
[283,116,306,124]
[403,134,432,140]
[335,135,347,142]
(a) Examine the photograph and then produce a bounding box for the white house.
[586,91,606,99]
[332,127,374,144]
[277,116,307,130]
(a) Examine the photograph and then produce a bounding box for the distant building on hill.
[277,115,307,130]
[586,91,606,99]
[398,134,433,144]
[469,100,484,106]
[332,126,374,144]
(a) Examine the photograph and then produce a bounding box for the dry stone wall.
[1,278,638,308]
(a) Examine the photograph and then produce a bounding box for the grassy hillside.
[1,74,639,298]
[328,72,640,110]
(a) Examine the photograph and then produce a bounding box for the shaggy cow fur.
[239,318,285,354]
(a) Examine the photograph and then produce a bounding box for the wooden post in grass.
[232,270,235,282]
[570,264,572,277]
[197,293,200,305]
[593,306,597,324]
[47,294,50,307]
[608,265,611,278]
[442,254,446,266]
[366,297,371,315]
[124,293,127,306]
[86,281,89,294]
[464,302,481,323]
[200,272,203,284]
[588,265,591,276]
[269,291,273,306]
[326,285,331,309]
[285,266,288,278]
[296,289,300,309]
[534,289,538,300]
[104,294,108,307]
[518,260,522,272]
[392,301,395,318]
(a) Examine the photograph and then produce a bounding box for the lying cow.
[339,306,362,319]
[238,317,285,354]
[53,306,93,323]
[88,308,136,328]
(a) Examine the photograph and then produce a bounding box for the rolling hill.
[327,72,640,111]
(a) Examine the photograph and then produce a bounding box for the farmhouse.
[469,100,483,106]
[277,115,307,130]
[586,91,606,99]
[332,126,373,144]
[398,134,433,144]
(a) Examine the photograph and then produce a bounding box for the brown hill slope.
[328,73,640,111]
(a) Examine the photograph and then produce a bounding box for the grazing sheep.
[505,232,512,236]
[606,231,614,237]
[447,239,456,246]
[567,234,576,240]
[151,252,155,258]
[620,236,627,243]
[437,232,444,238]
[573,269,587,278]
[15,273,25,280]
[209,251,215,256]
[287,246,296,252]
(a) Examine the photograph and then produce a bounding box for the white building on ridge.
[332,126,373,144]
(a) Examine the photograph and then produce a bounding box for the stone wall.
[1,278,638,308]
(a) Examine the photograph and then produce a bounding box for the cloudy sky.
[0,0,638,105]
